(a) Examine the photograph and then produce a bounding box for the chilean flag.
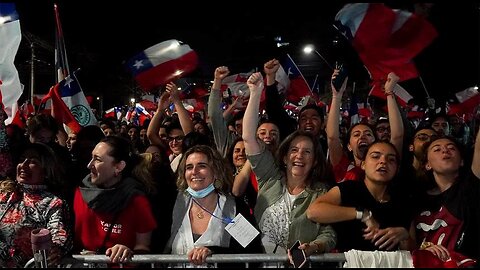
[335,3,437,107]
[60,72,97,128]
[447,86,480,115]
[126,39,198,92]
[40,82,82,134]
[277,54,313,104]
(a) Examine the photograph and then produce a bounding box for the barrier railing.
[25,253,346,268]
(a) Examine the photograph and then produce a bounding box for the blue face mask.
[186,183,215,198]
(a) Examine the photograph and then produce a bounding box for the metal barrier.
[25,253,346,268]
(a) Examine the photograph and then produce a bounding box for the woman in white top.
[243,72,336,259]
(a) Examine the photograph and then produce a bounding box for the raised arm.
[147,91,170,147]
[243,72,264,155]
[166,82,193,135]
[223,95,246,121]
[232,160,252,197]
[384,72,404,156]
[472,127,480,178]
[208,66,234,157]
[264,59,296,139]
[326,69,348,166]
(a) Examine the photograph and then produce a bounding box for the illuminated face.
[87,142,120,188]
[426,138,462,175]
[16,152,45,185]
[284,136,316,178]
[185,152,215,191]
[168,129,184,155]
[232,141,246,168]
[348,124,375,161]
[298,109,322,136]
[362,142,398,183]
[257,123,280,149]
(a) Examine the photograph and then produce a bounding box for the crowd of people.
[0,61,479,268]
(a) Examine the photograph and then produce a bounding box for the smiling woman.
[165,144,263,267]
[12,2,479,111]
[0,142,72,268]
[73,136,157,264]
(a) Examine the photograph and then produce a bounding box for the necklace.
[196,210,205,219]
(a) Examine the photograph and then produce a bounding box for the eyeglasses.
[415,133,436,142]
[168,135,184,142]
[376,127,390,133]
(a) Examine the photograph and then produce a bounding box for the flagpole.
[419,76,431,98]
[29,41,35,104]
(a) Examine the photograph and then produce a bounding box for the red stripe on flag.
[134,51,198,91]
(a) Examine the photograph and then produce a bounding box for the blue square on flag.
[125,39,198,92]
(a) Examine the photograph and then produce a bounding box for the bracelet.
[420,241,434,250]
[385,91,395,97]
[355,210,363,220]
[355,207,364,220]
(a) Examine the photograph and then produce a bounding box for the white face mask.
[186,183,215,198]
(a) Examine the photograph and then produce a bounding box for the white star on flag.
[64,76,73,88]
[133,60,144,69]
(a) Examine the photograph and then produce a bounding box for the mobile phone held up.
[332,63,348,91]
[289,240,307,268]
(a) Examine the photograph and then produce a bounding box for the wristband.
[355,210,363,220]
[355,207,364,220]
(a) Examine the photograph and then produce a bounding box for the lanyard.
[192,195,234,224]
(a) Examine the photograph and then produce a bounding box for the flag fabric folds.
[0,3,23,126]
[276,54,313,104]
[126,39,199,92]
[447,86,480,115]
[104,107,117,119]
[335,3,437,106]
[40,82,82,134]
[60,72,97,127]
[221,72,252,98]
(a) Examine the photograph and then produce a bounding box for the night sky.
[12,1,480,111]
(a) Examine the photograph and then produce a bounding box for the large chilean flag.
[126,39,198,92]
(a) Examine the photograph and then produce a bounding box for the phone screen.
[289,240,307,268]
[332,64,348,90]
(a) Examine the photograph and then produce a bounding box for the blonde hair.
[132,153,158,195]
